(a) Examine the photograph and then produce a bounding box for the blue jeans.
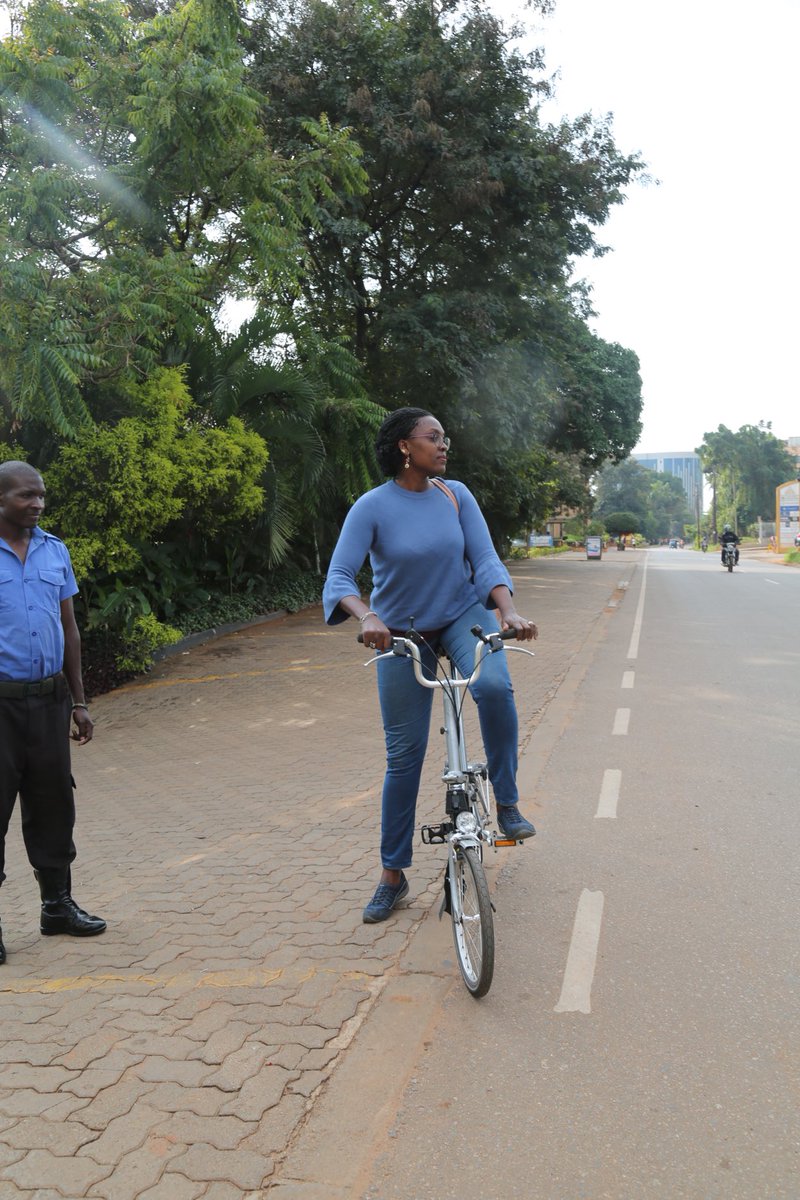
[375,602,520,870]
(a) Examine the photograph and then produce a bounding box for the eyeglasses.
[407,433,451,450]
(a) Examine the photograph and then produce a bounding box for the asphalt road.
[360,547,800,1200]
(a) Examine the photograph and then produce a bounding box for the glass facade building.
[632,452,703,515]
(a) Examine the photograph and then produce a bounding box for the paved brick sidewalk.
[0,553,639,1198]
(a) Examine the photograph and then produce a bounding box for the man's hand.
[71,707,94,745]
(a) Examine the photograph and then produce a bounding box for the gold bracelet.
[358,611,377,623]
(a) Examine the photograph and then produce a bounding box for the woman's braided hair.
[375,407,432,477]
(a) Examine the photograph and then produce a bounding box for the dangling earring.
[403,452,410,470]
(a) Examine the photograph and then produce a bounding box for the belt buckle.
[23,680,49,696]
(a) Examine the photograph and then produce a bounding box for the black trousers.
[0,674,76,885]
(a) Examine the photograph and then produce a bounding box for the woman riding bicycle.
[323,408,538,924]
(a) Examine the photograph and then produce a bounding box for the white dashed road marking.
[612,708,630,735]
[596,769,622,819]
[555,889,605,1014]
[626,554,648,660]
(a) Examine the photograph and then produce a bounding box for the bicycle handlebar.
[357,625,532,690]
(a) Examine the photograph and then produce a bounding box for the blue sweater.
[323,479,513,630]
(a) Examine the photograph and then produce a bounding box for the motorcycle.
[722,542,737,572]
[700,539,708,552]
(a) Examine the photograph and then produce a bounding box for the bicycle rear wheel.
[450,846,494,998]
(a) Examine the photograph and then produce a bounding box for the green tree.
[603,511,641,537]
[697,422,794,531]
[647,474,690,540]
[248,0,643,535]
[594,458,652,521]
[44,365,269,598]
[0,0,364,438]
[595,457,690,540]
[178,310,385,569]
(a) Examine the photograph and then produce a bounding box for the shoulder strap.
[431,478,459,514]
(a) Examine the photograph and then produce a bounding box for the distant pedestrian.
[0,461,105,965]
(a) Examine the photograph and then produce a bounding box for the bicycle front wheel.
[450,846,494,998]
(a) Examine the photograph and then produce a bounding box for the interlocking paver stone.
[169,1142,271,1190]
[192,1020,260,1064]
[145,1083,231,1116]
[4,1148,111,1193]
[85,1135,185,1200]
[0,1088,75,1118]
[203,1043,276,1092]
[74,1079,156,1130]
[137,1176,205,1200]
[78,1101,165,1164]
[239,1093,308,1156]
[130,1056,215,1086]
[2,1114,96,1153]
[0,557,635,1198]
[165,1112,257,1151]
[219,1066,300,1121]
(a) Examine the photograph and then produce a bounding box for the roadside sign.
[775,480,800,551]
[586,535,602,559]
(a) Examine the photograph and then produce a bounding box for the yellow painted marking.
[0,962,376,996]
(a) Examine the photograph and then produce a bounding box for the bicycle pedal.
[421,822,452,845]
[492,835,524,848]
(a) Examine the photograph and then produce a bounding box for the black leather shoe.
[34,868,106,937]
[40,896,106,937]
[0,922,6,965]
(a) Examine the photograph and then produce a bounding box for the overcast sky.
[496,0,800,454]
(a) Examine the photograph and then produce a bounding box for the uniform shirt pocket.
[0,572,15,609]
[35,567,67,613]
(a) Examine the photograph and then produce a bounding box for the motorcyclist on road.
[719,524,740,565]
[700,535,708,552]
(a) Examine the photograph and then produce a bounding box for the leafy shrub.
[115,614,182,674]
[174,567,325,635]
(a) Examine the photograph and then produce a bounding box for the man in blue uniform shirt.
[0,460,105,964]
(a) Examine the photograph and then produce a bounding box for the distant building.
[632,452,703,514]
[784,436,800,473]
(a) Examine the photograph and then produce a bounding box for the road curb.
[153,608,291,660]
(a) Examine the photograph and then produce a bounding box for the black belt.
[0,674,61,698]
